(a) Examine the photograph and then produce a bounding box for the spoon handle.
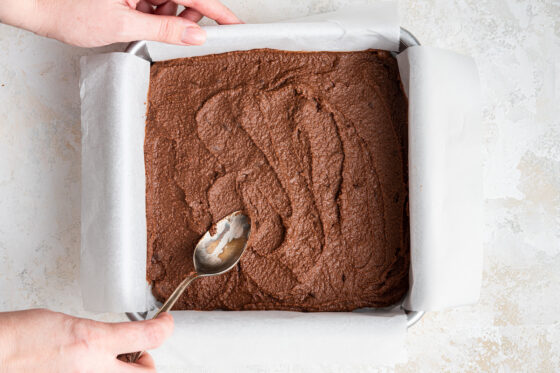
[154,271,199,317]
[129,272,199,363]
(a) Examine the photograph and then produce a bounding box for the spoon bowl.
[194,212,251,275]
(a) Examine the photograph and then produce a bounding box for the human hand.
[0,0,241,47]
[0,308,174,373]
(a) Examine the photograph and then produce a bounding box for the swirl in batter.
[145,49,409,311]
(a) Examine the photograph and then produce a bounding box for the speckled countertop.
[0,0,558,371]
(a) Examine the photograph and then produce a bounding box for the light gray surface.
[0,0,559,371]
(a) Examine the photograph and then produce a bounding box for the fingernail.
[181,27,206,45]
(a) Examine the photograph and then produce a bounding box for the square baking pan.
[123,27,425,329]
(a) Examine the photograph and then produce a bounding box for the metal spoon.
[129,211,251,362]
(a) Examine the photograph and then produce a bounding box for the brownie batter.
[145,49,409,311]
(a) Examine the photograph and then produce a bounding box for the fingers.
[154,1,178,16]
[137,0,238,24]
[114,351,157,372]
[114,356,156,373]
[126,0,141,8]
[146,0,168,5]
[136,0,154,14]
[122,0,241,46]
[121,10,207,45]
[136,1,178,16]
[179,7,204,23]
[174,0,242,24]
[136,352,156,368]
[105,313,174,354]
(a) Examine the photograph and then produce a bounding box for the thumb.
[121,11,206,45]
[106,312,175,354]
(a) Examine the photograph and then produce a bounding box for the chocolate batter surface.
[145,49,409,311]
